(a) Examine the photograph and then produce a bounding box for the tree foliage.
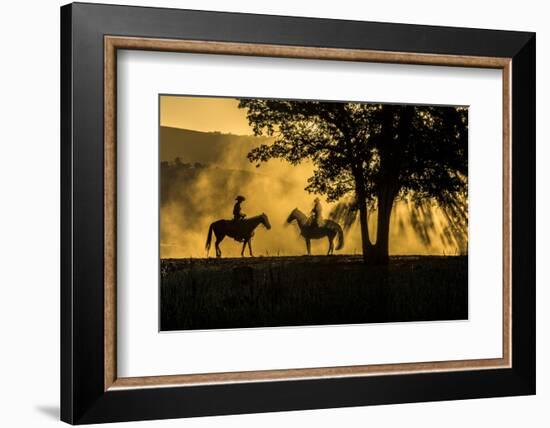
[239,98,468,263]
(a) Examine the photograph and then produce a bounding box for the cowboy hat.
[235,195,246,202]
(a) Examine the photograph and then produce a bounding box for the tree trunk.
[372,186,396,265]
[353,171,374,264]
[368,104,405,264]
[356,196,373,262]
[352,165,397,265]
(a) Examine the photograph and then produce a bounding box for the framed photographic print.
[61,2,535,424]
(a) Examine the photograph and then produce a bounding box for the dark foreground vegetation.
[160,255,467,331]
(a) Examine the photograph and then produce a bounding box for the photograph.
[159,95,469,331]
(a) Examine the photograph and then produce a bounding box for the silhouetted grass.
[160,255,467,331]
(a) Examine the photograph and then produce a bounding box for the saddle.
[307,217,324,229]
[227,218,249,242]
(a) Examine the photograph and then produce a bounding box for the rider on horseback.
[310,197,323,228]
[233,195,247,222]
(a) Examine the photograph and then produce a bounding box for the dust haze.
[160,96,467,259]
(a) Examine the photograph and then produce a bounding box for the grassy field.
[160,255,467,331]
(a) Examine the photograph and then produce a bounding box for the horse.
[286,208,344,255]
[205,213,271,258]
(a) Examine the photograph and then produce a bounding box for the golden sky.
[160,95,254,135]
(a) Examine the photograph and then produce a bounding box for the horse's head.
[286,208,298,224]
[261,213,272,230]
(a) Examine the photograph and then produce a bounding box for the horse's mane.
[247,213,265,221]
[290,208,308,222]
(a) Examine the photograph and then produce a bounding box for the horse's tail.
[205,223,214,255]
[335,224,344,250]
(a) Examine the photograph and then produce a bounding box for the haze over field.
[160,96,467,259]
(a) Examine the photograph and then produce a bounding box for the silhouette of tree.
[239,99,467,264]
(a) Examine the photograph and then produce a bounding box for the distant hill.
[160,127,271,168]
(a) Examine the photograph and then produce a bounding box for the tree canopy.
[239,99,468,263]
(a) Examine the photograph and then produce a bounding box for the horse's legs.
[305,238,311,255]
[215,234,224,258]
[328,237,334,255]
[241,240,247,257]
[248,239,253,257]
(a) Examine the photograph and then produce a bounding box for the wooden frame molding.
[104,35,512,391]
